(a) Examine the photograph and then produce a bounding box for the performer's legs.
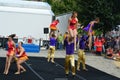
[51,47,55,63]
[69,29,74,37]
[47,48,52,62]
[15,59,26,74]
[69,29,77,50]
[77,49,82,71]
[73,29,77,50]
[4,55,13,75]
[4,56,8,74]
[82,51,87,70]
[70,55,75,76]
[88,33,92,51]
[65,55,70,75]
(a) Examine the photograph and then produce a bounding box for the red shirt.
[96,41,102,51]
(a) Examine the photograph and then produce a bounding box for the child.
[77,35,88,71]
[47,33,57,63]
[65,36,75,77]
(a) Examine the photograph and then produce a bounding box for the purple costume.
[83,23,94,32]
[50,37,56,46]
[79,35,87,50]
[66,41,74,55]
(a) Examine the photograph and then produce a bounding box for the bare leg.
[15,59,26,74]
[73,29,77,50]
[69,29,77,50]
[5,55,13,75]
[20,65,26,72]
[69,29,74,37]
[74,36,76,50]
[3,56,8,74]
[88,33,92,51]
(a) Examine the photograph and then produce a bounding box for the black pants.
[96,51,101,56]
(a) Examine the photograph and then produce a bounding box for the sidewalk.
[0,49,120,78]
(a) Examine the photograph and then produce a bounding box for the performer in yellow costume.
[77,35,88,71]
[65,37,75,77]
[47,33,57,63]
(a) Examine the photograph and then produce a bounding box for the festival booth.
[0,0,54,52]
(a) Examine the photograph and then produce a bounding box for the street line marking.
[25,62,45,80]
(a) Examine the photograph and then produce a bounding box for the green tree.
[27,0,120,34]
[77,0,120,34]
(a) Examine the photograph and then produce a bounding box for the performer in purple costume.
[83,24,94,32]
[77,35,88,71]
[83,17,99,50]
[47,33,57,63]
[65,36,75,77]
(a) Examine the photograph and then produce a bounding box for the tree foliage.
[28,0,120,34]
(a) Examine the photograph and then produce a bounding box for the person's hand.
[16,54,20,57]
[81,26,84,29]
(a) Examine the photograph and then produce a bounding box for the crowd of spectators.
[54,31,120,61]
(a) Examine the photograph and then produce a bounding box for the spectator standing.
[57,34,63,50]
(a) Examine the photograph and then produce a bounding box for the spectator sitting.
[106,46,114,59]
[113,49,120,61]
